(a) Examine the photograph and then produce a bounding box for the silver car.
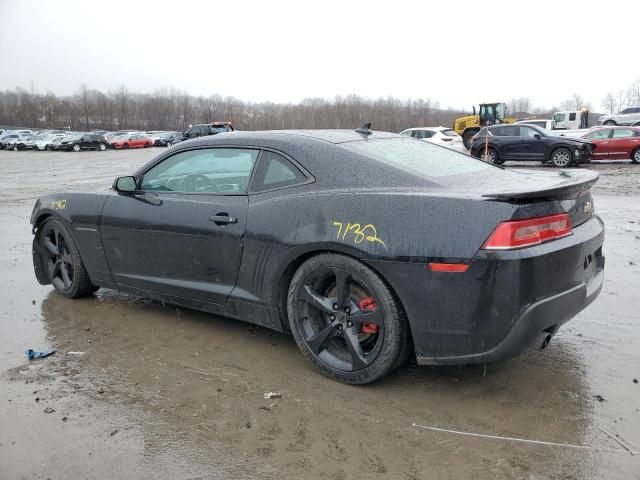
[598,106,640,126]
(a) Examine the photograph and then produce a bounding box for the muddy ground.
[0,148,638,479]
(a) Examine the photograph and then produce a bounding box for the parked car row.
[0,121,234,152]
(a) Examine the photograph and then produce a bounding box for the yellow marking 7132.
[332,221,386,248]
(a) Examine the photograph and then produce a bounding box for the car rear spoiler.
[482,170,599,200]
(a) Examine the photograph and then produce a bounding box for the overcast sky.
[1,0,638,110]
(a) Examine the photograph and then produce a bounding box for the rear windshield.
[342,138,489,178]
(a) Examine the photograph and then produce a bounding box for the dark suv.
[470,124,596,167]
[182,122,233,140]
[58,133,109,152]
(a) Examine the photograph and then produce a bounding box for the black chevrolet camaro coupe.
[30,128,605,384]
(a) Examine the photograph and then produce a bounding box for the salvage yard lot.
[1,149,638,479]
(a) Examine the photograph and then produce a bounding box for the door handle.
[210,214,237,225]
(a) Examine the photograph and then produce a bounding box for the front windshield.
[341,138,490,178]
[495,103,506,119]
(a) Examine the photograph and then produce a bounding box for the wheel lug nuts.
[329,315,336,321]
[345,307,351,314]
[337,324,343,331]
[346,321,353,328]
[333,303,339,310]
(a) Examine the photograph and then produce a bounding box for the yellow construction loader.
[453,102,518,149]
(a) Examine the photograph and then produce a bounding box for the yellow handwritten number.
[331,221,386,248]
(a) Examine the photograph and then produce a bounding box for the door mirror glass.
[114,176,137,193]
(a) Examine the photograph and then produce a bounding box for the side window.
[251,151,307,192]
[612,129,634,138]
[569,112,577,121]
[498,126,517,136]
[620,109,630,115]
[585,130,611,140]
[519,126,538,138]
[400,130,411,136]
[140,148,258,193]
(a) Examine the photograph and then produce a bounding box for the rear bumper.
[367,215,605,365]
[416,258,604,365]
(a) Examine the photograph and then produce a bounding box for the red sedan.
[581,127,640,163]
[111,134,153,149]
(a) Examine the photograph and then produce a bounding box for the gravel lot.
[0,148,638,479]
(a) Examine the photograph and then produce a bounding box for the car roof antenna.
[355,122,373,135]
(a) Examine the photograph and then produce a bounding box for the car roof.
[401,126,451,132]
[516,119,552,123]
[184,129,401,145]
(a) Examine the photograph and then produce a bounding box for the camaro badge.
[584,202,593,215]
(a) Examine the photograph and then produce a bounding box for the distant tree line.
[4,81,637,132]
[0,85,470,133]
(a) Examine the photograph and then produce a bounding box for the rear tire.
[632,148,640,164]
[480,147,501,165]
[98,143,107,151]
[123,143,129,149]
[37,219,98,298]
[604,120,616,126]
[72,144,81,152]
[287,253,407,384]
[551,147,572,167]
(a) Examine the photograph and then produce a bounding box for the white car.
[399,127,464,150]
[35,133,67,150]
[515,119,556,131]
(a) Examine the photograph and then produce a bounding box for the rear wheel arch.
[276,249,413,348]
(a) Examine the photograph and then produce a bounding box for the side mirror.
[113,176,137,193]
[534,133,542,139]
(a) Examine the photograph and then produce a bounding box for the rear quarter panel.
[238,186,517,315]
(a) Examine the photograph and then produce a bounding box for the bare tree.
[601,92,617,114]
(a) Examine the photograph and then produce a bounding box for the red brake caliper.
[358,297,379,334]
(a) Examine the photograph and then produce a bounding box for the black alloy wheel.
[37,219,98,298]
[288,253,408,384]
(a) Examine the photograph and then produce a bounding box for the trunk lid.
[442,167,599,228]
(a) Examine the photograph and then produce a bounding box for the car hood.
[548,135,592,145]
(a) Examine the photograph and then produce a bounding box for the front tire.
[37,219,98,298]
[603,120,616,126]
[551,147,572,167]
[287,253,408,384]
[123,143,129,149]
[98,142,107,151]
[72,144,81,152]
[632,148,640,164]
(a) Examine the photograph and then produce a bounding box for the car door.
[584,129,613,159]
[494,125,521,160]
[629,108,640,125]
[99,146,259,304]
[610,128,639,159]
[517,126,546,161]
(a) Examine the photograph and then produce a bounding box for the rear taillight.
[482,213,572,250]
